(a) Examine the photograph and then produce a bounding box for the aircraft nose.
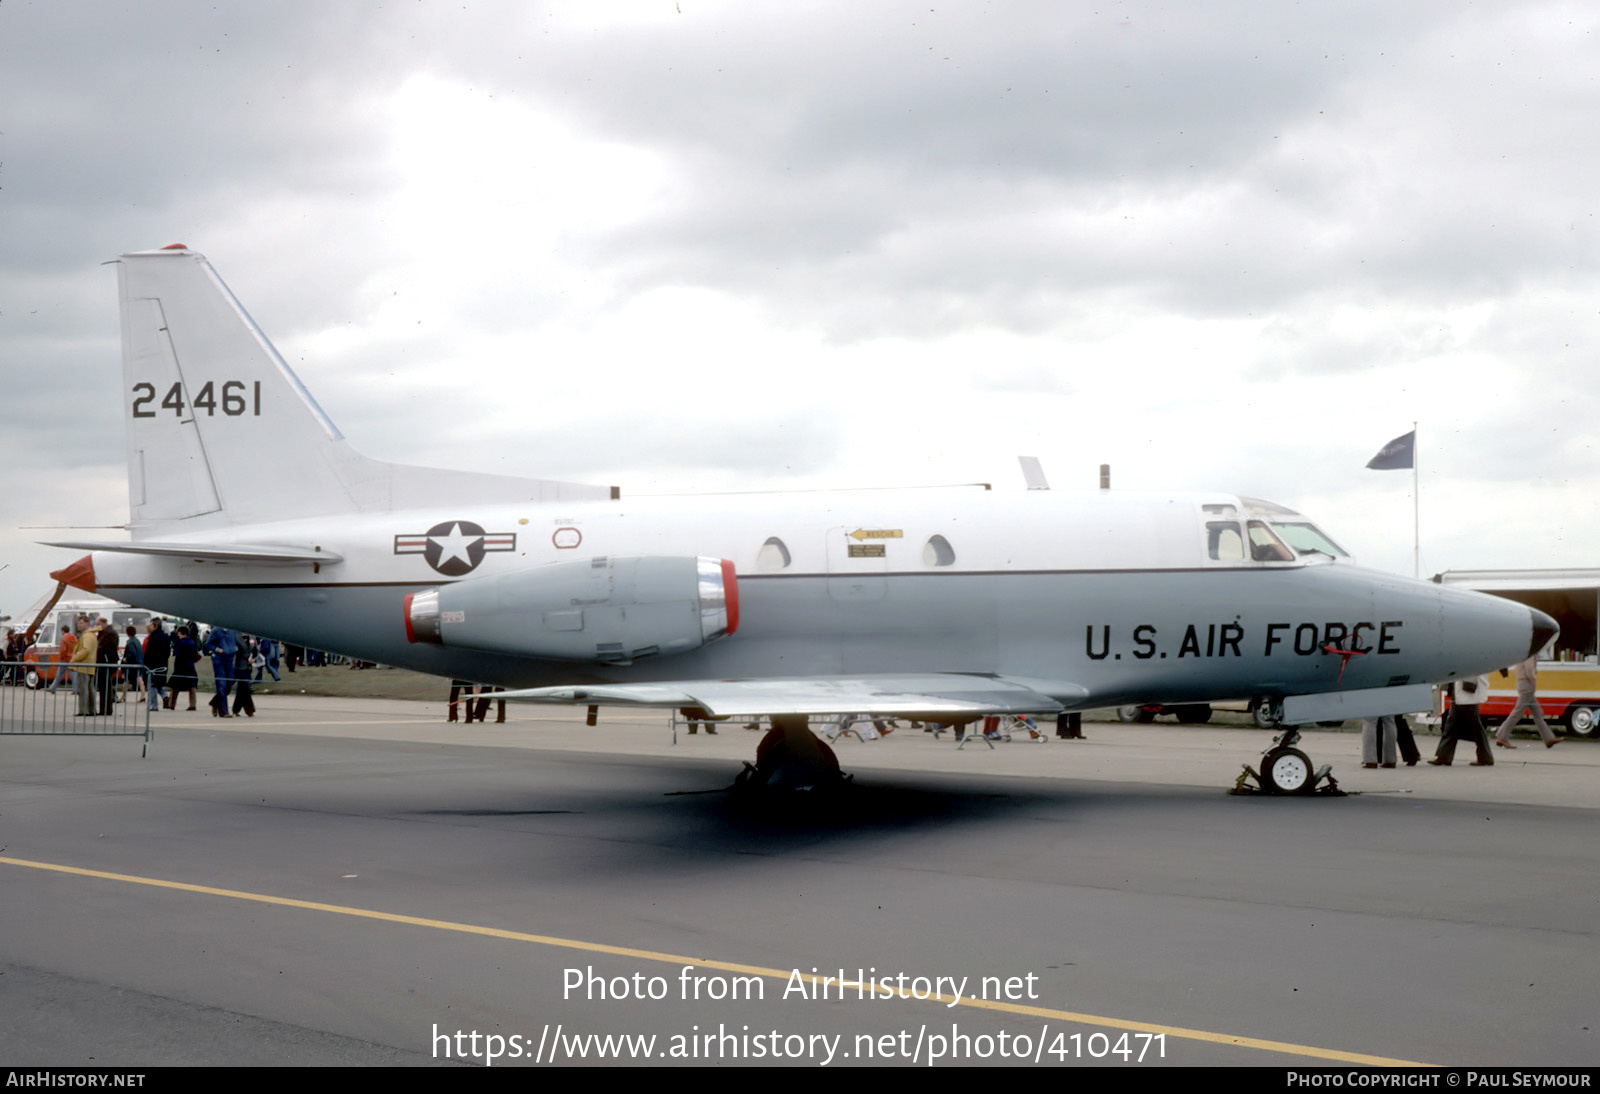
[1529,608,1559,659]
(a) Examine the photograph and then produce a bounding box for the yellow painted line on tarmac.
[0,855,1428,1067]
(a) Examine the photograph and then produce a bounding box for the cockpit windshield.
[1240,497,1352,560]
[1271,521,1349,559]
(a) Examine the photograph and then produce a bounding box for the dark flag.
[1366,430,1415,470]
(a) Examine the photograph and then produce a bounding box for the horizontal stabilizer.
[498,674,1080,718]
[41,540,343,565]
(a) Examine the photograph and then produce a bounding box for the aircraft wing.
[496,674,1081,718]
[41,541,343,565]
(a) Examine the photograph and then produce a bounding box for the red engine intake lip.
[721,558,739,635]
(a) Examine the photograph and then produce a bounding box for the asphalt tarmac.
[1,696,1595,1068]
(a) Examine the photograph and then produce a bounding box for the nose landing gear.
[1232,728,1345,796]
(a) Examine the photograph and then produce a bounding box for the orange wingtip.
[49,554,97,594]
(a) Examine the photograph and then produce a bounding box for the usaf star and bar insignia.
[394,521,517,576]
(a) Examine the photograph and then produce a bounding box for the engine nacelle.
[404,555,738,663]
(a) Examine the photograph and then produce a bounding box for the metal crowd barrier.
[0,662,152,756]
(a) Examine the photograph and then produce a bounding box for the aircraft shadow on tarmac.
[401,754,1219,869]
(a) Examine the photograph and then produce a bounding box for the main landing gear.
[1231,728,1345,797]
[732,714,852,796]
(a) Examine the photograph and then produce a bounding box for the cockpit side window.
[1207,521,1245,561]
[1247,521,1295,562]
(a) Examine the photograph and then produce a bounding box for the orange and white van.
[14,592,168,689]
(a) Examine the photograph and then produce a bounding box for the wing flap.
[498,674,1081,718]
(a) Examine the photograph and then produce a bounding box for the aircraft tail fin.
[116,246,609,535]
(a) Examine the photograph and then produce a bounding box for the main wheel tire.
[1564,706,1598,738]
[1173,703,1212,724]
[1252,697,1282,729]
[1117,705,1158,723]
[1261,747,1315,794]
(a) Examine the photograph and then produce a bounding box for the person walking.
[255,636,281,683]
[1395,713,1421,766]
[1493,656,1561,750]
[49,617,81,695]
[143,620,172,712]
[95,619,120,716]
[69,618,98,716]
[1360,715,1399,768]
[202,626,239,717]
[231,636,257,717]
[169,626,200,711]
[1431,676,1494,767]
[120,624,145,701]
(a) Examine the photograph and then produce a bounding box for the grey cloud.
[421,2,1591,336]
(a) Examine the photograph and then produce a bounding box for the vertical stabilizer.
[116,246,610,536]
[119,246,356,531]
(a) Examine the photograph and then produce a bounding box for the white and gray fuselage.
[83,488,1549,711]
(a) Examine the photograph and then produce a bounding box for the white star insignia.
[429,522,482,568]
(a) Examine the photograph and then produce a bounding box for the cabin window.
[756,536,792,571]
[1247,521,1295,562]
[1207,521,1244,561]
[922,534,956,567]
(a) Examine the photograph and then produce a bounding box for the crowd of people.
[2,615,281,718]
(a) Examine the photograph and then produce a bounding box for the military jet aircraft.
[43,246,1556,792]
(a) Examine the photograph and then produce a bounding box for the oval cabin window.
[922,534,956,567]
[756,536,792,571]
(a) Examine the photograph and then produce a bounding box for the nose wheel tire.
[1261,747,1315,795]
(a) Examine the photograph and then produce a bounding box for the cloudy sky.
[2,1,1597,618]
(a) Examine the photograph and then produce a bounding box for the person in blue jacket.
[202,626,239,717]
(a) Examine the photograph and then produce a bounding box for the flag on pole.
[1366,430,1415,470]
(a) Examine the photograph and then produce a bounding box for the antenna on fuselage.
[1018,456,1049,491]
